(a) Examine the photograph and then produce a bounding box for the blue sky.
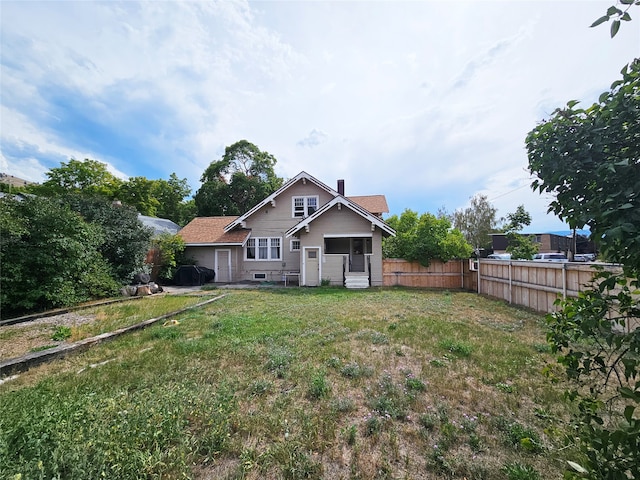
[1,0,638,233]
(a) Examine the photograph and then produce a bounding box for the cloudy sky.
[1,1,638,232]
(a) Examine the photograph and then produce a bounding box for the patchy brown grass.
[1,287,574,479]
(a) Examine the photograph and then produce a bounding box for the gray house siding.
[234,181,334,283]
[295,204,385,286]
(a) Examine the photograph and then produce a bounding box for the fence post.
[509,261,513,304]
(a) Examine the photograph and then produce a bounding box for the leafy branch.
[591,1,640,37]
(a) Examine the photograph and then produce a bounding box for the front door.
[351,238,365,272]
[304,247,320,286]
[215,249,231,283]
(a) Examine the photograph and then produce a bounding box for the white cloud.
[1,0,638,232]
[297,129,329,148]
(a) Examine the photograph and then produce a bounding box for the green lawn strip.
[0,288,572,479]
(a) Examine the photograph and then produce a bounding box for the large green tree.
[526,59,639,479]
[32,158,123,198]
[117,176,161,217]
[195,140,283,216]
[64,194,154,283]
[452,193,500,252]
[0,196,119,317]
[154,173,194,226]
[383,209,473,266]
[117,173,193,225]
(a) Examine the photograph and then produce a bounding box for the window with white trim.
[292,195,318,217]
[290,239,301,251]
[246,237,281,261]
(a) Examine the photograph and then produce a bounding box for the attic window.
[292,196,318,218]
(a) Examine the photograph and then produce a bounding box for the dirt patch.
[0,312,96,360]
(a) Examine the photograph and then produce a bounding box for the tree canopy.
[29,159,194,226]
[527,59,640,479]
[383,209,473,266]
[64,194,154,283]
[527,59,640,272]
[194,140,283,216]
[35,158,123,198]
[452,194,500,252]
[0,196,120,316]
[503,205,539,260]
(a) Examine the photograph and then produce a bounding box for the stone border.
[0,294,227,378]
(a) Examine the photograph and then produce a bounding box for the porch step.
[345,276,369,289]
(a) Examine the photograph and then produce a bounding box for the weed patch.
[495,416,545,453]
[439,338,473,357]
[51,325,71,341]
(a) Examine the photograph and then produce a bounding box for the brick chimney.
[337,179,345,196]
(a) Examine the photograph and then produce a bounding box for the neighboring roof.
[178,216,250,245]
[348,195,389,215]
[138,214,181,235]
[285,196,396,238]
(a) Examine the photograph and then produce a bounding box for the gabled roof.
[224,171,338,232]
[285,196,396,238]
[348,195,389,215]
[178,216,250,246]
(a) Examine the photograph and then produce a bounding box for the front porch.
[343,254,372,289]
[344,272,370,289]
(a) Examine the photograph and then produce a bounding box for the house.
[178,171,395,287]
[490,232,573,256]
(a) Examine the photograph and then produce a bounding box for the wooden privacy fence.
[383,258,467,290]
[382,258,623,314]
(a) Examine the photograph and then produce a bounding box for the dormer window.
[292,196,318,218]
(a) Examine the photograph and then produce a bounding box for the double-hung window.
[292,196,318,218]
[246,237,281,261]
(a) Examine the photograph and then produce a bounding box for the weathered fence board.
[383,258,623,314]
[382,259,466,289]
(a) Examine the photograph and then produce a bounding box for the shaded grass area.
[0,288,574,479]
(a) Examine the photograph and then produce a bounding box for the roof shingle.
[348,195,389,215]
[178,216,250,245]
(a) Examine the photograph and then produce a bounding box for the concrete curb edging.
[0,294,227,378]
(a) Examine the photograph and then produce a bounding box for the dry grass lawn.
[0,287,575,480]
